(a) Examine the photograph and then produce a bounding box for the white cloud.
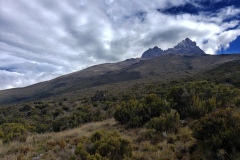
[0,0,239,89]
[207,29,240,52]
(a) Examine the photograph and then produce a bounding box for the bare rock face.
[141,38,205,59]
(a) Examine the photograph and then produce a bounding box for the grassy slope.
[0,119,117,160]
[0,118,196,160]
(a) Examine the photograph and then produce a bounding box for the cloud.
[0,0,239,89]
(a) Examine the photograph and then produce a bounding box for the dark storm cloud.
[0,0,240,89]
[142,26,197,47]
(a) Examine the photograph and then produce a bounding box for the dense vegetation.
[0,59,240,159]
[192,108,240,159]
[73,130,132,160]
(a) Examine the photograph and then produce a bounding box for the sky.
[0,0,240,90]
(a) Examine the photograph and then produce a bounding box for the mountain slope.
[0,58,140,104]
[1,54,240,105]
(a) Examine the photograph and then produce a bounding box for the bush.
[235,98,240,107]
[19,104,32,112]
[0,123,28,144]
[114,94,170,128]
[75,143,90,159]
[147,109,180,132]
[167,81,240,119]
[75,130,132,160]
[192,108,240,158]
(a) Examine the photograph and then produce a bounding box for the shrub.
[75,143,90,159]
[167,81,240,119]
[192,108,240,158]
[147,109,180,132]
[235,98,240,107]
[75,130,132,160]
[19,104,32,112]
[114,94,170,128]
[0,123,28,144]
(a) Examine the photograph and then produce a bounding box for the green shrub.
[75,143,90,159]
[75,130,132,160]
[69,155,76,160]
[167,81,240,119]
[0,123,28,144]
[192,108,240,158]
[19,104,32,112]
[235,98,240,107]
[114,94,170,128]
[147,109,180,132]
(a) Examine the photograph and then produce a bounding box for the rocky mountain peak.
[141,38,206,59]
[141,46,164,59]
[176,38,196,48]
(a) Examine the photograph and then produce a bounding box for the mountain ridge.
[141,38,205,59]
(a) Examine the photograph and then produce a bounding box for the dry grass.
[0,119,197,160]
[131,127,196,160]
[0,118,118,160]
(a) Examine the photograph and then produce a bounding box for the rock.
[141,46,164,59]
[141,38,205,59]
[162,131,168,138]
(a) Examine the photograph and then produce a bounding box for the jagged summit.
[141,38,205,59]
[141,46,164,59]
[165,38,205,55]
[176,38,197,48]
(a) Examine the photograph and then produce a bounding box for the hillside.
[1,54,240,105]
[0,58,240,159]
[2,0,240,159]
[0,39,240,159]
